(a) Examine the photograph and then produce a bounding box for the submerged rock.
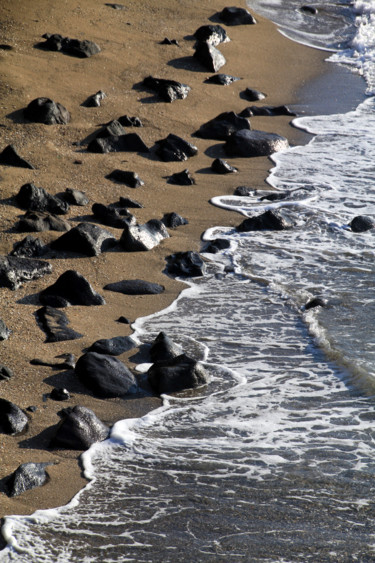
[218,7,257,26]
[40,270,105,307]
[202,238,231,253]
[0,145,34,169]
[142,76,191,102]
[23,97,70,125]
[37,33,101,58]
[194,111,250,140]
[304,297,328,311]
[0,398,28,435]
[349,215,375,233]
[155,133,198,162]
[51,222,116,256]
[165,251,206,277]
[0,255,52,290]
[104,279,165,295]
[5,462,51,497]
[36,306,84,342]
[194,41,226,73]
[75,352,138,398]
[148,353,209,394]
[50,406,109,449]
[224,129,289,157]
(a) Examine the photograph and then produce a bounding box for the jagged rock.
[96,119,126,138]
[194,41,226,72]
[75,353,138,398]
[161,212,188,229]
[40,270,105,307]
[155,133,198,162]
[211,158,238,174]
[237,210,292,231]
[87,133,149,153]
[5,462,51,497]
[160,37,179,46]
[142,76,191,102]
[349,215,375,233]
[0,320,10,341]
[23,97,70,125]
[50,222,116,256]
[50,406,109,449]
[149,331,182,363]
[0,256,52,290]
[50,388,70,401]
[202,238,231,253]
[17,211,71,232]
[92,203,134,229]
[304,297,328,311]
[0,365,13,381]
[120,220,169,252]
[88,335,137,356]
[106,169,144,187]
[148,353,209,394]
[218,7,257,25]
[194,111,250,140]
[0,145,34,169]
[82,90,107,107]
[234,185,252,196]
[116,196,143,208]
[224,129,289,157]
[36,306,84,342]
[165,251,206,277]
[104,279,165,295]
[38,33,101,58]
[167,169,195,185]
[10,236,46,258]
[239,105,296,117]
[204,74,240,86]
[242,87,266,101]
[58,188,89,206]
[16,183,69,215]
[194,24,229,45]
[118,115,143,127]
[0,398,28,435]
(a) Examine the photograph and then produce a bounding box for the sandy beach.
[0,0,329,520]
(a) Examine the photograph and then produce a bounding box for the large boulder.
[40,270,105,307]
[88,335,137,356]
[16,183,69,215]
[87,133,149,153]
[0,145,34,169]
[5,462,52,497]
[194,111,250,140]
[120,219,169,252]
[0,398,28,435]
[224,129,289,157]
[237,210,293,231]
[36,306,83,342]
[50,406,109,449]
[155,133,198,162]
[17,210,71,232]
[75,352,138,398]
[50,222,116,256]
[0,255,52,290]
[165,251,206,278]
[218,7,257,25]
[193,24,229,46]
[104,279,165,295]
[147,354,209,394]
[23,97,70,125]
[37,33,101,58]
[142,76,191,102]
[194,41,226,72]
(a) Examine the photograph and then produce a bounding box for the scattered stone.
[10,236,46,258]
[142,76,191,103]
[118,115,143,127]
[242,87,266,101]
[88,335,137,356]
[50,405,109,449]
[50,388,70,401]
[165,251,206,277]
[167,169,195,185]
[239,105,296,117]
[0,256,52,290]
[105,3,125,9]
[224,129,289,157]
[155,133,198,162]
[161,212,188,229]
[204,74,240,86]
[0,145,35,169]
[106,169,144,187]
[96,119,126,138]
[87,133,149,153]
[194,24,229,46]
[17,211,71,232]
[202,238,231,253]
[23,97,70,125]
[92,203,134,229]
[40,270,105,307]
[160,37,179,46]
[194,111,250,140]
[300,5,318,15]
[5,462,51,497]
[218,6,257,26]
[30,354,76,369]
[82,90,107,107]
[26,406,37,413]
[116,196,143,208]
[237,210,293,231]
[149,331,182,363]
[194,41,226,72]
[58,188,89,206]
[349,215,375,233]
[120,220,169,252]
[148,353,208,394]
[75,352,138,398]
[16,183,69,215]
[234,185,252,196]
[0,398,28,435]
[50,222,116,256]
[211,158,238,174]
[104,279,165,295]
[304,297,328,311]
[0,320,10,341]
[36,306,84,342]
[0,365,13,381]
[37,33,101,58]
[0,44,12,50]
[116,316,130,324]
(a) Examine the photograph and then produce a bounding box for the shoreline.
[0,0,360,523]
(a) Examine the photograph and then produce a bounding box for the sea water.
[1,1,375,561]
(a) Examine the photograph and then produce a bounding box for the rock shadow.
[5,109,27,124]
[166,56,207,73]
[203,142,226,159]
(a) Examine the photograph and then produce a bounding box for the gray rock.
[224,129,289,157]
[96,119,126,138]
[142,76,191,103]
[17,210,71,232]
[155,133,198,162]
[0,255,52,290]
[104,279,165,295]
[36,306,84,342]
[0,398,28,435]
[10,236,46,258]
[0,319,11,341]
[194,24,229,46]
[0,145,35,169]
[0,365,13,381]
[50,406,109,449]
[6,462,51,497]
[40,270,105,307]
[242,87,266,101]
[75,352,138,398]
[23,97,70,125]
[16,183,69,215]
[88,335,137,356]
[165,251,206,277]
[87,133,149,153]
[51,222,116,256]
[218,7,257,25]
[194,111,250,140]
[194,41,226,73]
[148,353,209,394]
[120,220,169,252]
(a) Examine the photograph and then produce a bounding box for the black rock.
[234,185,252,196]
[300,5,318,15]
[142,76,191,103]
[259,191,291,202]
[117,196,143,208]
[149,331,182,363]
[120,220,169,252]
[148,353,209,394]
[16,183,70,215]
[224,129,289,157]
[75,352,138,398]
[40,270,105,307]
[92,203,134,229]
[167,169,196,185]
[10,236,46,258]
[0,145,35,169]
[38,33,101,58]
[82,90,107,107]
[349,215,375,233]
[87,133,149,153]
[88,335,137,356]
[204,74,240,86]
[104,279,165,295]
[242,87,266,101]
[50,405,109,449]
[160,37,179,46]
[211,158,238,174]
[239,105,296,117]
[0,255,52,290]
[0,44,12,50]
[5,462,51,497]
[194,111,250,140]
[58,188,89,206]
[0,320,10,341]
[50,222,116,256]
[0,398,28,435]
[96,119,126,138]
[165,251,206,277]
[36,306,84,342]
[116,316,130,324]
[50,388,70,401]
[156,133,198,162]
[23,97,70,125]
[161,212,188,229]
[194,24,229,46]
[106,169,144,187]
[118,115,143,127]
[237,210,292,231]
[304,297,328,311]
[194,41,226,72]
[17,211,71,232]
[202,238,231,253]
[0,365,13,381]
[218,7,257,26]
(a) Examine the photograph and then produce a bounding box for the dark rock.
[0,399,28,435]
[211,158,238,174]
[118,115,143,127]
[0,145,35,169]
[26,405,37,412]
[36,306,84,343]
[259,191,291,202]
[5,462,51,497]
[58,188,89,206]
[82,90,107,107]
[96,119,126,138]
[40,270,105,307]
[165,251,206,277]
[88,335,137,356]
[242,87,266,101]
[204,73,240,86]
[106,169,144,187]
[92,203,134,229]
[202,238,231,253]
[239,105,296,117]
[349,215,375,233]
[0,256,52,290]
[16,183,70,215]
[23,97,70,125]
[10,236,46,258]
[50,388,70,401]
[75,352,138,398]
[104,279,165,295]
[120,220,169,252]
[105,3,125,9]
[234,185,252,196]
[0,44,12,50]
[142,76,191,103]
[117,196,143,208]
[161,212,188,229]
[237,210,292,231]
[300,5,318,15]
[148,353,208,394]
[50,405,109,449]
[87,133,149,153]
[304,297,328,311]
[50,222,116,256]
[167,169,195,185]
[224,129,289,157]
[160,37,179,46]
[0,365,13,381]
[0,320,10,341]
[194,111,250,140]
[155,133,198,162]
[194,41,226,72]
[116,316,130,324]
[149,331,182,363]
[194,24,229,46]
[38,33,101,58]
[218,7,257,25]
[17,211,71,232]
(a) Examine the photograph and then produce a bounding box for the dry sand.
[0,0,328,519]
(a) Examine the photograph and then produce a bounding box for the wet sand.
[0,0,332,519]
